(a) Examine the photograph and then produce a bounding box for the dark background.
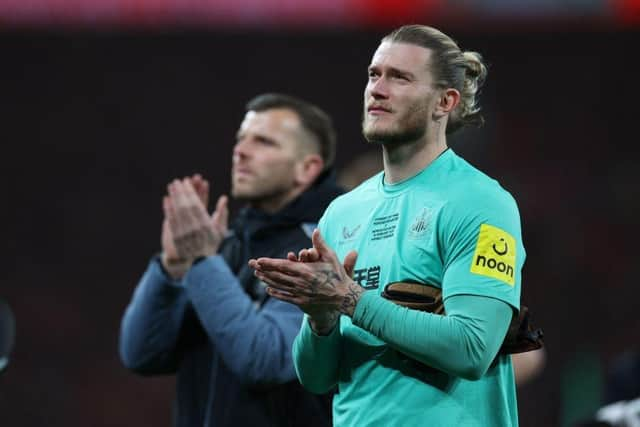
[1,26,639,426]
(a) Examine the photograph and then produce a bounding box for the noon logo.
[470,224,516,286]
[492,239,508,255]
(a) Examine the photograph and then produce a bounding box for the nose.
[367,76,389,100]
[233,137,250,162]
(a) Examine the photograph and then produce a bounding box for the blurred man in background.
[119,93,342,427]
[251,25,526,426]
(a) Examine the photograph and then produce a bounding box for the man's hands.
[249,229,362,335]
[160,174,228,279]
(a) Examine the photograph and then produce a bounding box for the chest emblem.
[408,208,434,239]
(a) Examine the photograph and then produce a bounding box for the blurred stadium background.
[1,0,639,425]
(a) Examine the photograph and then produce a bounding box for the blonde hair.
[383,25,488,134]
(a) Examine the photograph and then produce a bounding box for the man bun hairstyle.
[383,25,488,134]
[246,93,337,170]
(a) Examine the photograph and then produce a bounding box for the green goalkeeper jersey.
[294,149,525,426]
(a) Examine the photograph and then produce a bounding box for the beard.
[362,102,429,146]
[231,175,293,206]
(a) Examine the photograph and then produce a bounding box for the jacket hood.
[277,168,344,224]
[231,169,344,238]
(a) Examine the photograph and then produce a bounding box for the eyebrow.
[236,131,278,146]
[369,65,416,81]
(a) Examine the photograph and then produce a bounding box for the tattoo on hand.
[309,269,341,294]
[306,266,363,318]
[339,282,364,316]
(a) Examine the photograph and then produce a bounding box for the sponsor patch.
[470,224,516,286]
[352,265,381,289]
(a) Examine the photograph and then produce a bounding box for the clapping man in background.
[119,93,342,427]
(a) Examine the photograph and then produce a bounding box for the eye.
[391,72,411,82]
[255,136,276,146]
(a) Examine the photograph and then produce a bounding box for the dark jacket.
[119,172,343,427]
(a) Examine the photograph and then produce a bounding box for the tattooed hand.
[249,229,363,334]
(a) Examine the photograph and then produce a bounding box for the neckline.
[378,148,452,197]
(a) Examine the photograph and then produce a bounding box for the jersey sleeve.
[440,184,525,310]
[316,201,336,247]
[291,201,344,393]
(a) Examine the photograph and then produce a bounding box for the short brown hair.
[246,93,336,169]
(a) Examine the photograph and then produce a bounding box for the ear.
[294,154,324,187]
[433,88,460,120]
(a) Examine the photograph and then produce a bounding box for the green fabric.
[293,315,342,394]
[353,293,512,380]
[293,149,525,426]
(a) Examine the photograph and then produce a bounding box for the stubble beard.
[231,178,261,203]
[231,178,293,210]
[362,105,429,146]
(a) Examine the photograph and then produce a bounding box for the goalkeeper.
[250,25,526,427]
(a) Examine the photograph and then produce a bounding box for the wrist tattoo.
[310,311,339,335]
[339,282,364,316]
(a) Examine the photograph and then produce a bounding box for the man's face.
[362,41,440,144]
[231,108,305,205]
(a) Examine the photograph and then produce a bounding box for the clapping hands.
[249,229,362,334]
[161,174,228,279]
